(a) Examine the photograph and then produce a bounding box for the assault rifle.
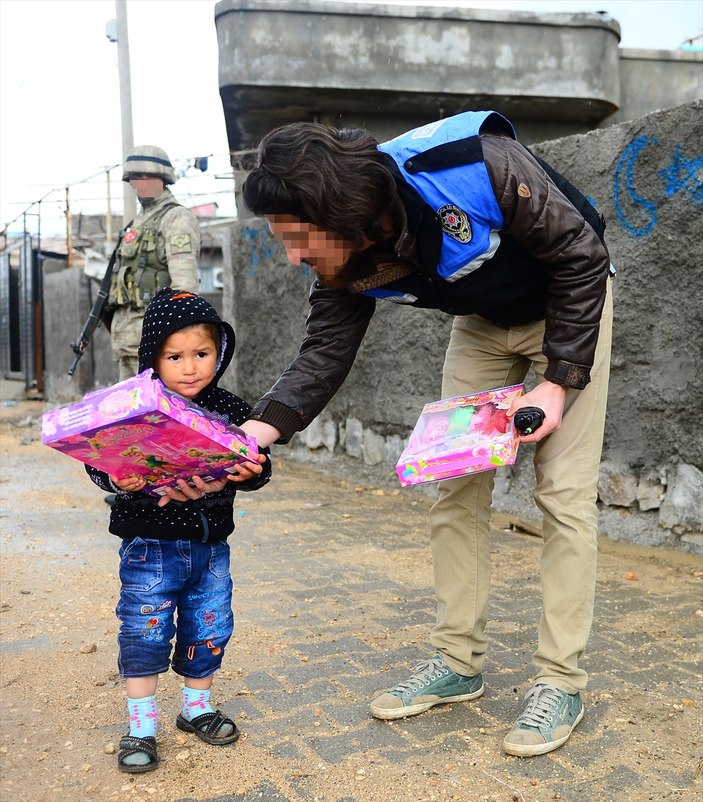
[68,235,123,377]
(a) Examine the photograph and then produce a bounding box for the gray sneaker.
[503,683,584,756]
[370,654,484,720]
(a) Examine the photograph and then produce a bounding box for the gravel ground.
[0,391,701,802]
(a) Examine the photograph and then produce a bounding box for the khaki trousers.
[429,281,612,693]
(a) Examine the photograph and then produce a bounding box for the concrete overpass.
[215,0,624,150]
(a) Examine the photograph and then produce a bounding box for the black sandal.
[117,734,159,773]
[176,710,240,745]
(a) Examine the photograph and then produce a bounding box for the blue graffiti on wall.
[614,137,703,237]
[242,224,313,282]
[242,226,279,279]
[659,144,703,205]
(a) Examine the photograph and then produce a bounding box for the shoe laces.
[515,684,564,728]
[392,655,449,692]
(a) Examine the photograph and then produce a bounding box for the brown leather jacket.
[248,133,612,443]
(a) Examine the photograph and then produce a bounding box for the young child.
[87,288,271,773]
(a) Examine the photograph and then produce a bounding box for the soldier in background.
[108,145,201,380]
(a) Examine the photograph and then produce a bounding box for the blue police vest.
[377,111,516,288]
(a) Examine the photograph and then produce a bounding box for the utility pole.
[65,186,73,269]
[107,1,135,223]
[105,168,113,248]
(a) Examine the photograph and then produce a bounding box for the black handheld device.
[514,406,545,435]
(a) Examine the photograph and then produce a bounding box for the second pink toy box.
[396,384,525,487]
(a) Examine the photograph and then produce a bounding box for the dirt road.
[0,392,701,802]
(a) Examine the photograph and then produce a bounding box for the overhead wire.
[2,150,243,239]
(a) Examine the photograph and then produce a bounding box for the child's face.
[155,325,218,398]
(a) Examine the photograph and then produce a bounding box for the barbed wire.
[2,150,256,240]
[5,188,238,207]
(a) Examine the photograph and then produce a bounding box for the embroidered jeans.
[116,537,234,679]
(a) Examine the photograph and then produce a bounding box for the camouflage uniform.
[109,146,200,380]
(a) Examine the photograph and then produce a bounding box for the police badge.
[438,204,472,243]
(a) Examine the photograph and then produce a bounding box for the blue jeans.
[116,537,234,679]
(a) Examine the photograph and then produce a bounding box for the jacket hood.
[138,288,235,399]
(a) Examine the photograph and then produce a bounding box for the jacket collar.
[381,154,443,277]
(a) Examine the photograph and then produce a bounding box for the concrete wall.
[43,269,118,404]
[526,101,703,551]
[222,101,703,553]
[38,105,703,553]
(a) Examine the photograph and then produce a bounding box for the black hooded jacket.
[87,288,271,542]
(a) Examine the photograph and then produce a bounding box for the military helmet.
[122,145,176,185]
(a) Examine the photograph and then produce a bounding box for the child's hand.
[226,452,267,483]
[157,475,228,507]
[111,475,146,493]
[156,454,268,507]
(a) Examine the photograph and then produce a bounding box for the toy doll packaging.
[41,370,259,496]
[396,384,525,487]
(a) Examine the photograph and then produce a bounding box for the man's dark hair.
[242,122,397,248]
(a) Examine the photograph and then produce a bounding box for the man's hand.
[508,381,567,444]
[240,419,282,449]
[225,451,268,483]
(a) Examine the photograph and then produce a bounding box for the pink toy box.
[41,370,259,496]
[396,384,525,487]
